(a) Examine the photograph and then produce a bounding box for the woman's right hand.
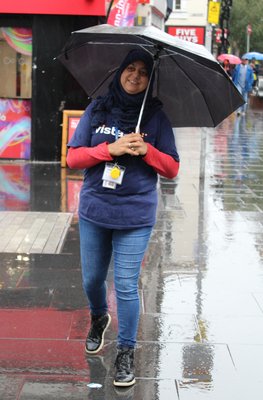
[108,133,145,157]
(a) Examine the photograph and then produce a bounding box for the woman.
[67,49,180,387]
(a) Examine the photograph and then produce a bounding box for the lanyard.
[114,127,119,142]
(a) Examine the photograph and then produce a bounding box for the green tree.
[230,0,263,55]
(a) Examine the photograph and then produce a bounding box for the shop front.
[0,1,105,161]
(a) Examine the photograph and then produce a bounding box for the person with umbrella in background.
[217,54,241,79]
[222,58,232,77]
[232,56,254,116]
[66,49,180,387]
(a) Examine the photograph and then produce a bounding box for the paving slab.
[0,212,73,254]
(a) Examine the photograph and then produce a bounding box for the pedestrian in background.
[222,59,232,77]
[250,58,259,88]
[66,49,180,387]
[232,57,254,116]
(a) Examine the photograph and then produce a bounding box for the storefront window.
[0,27,32,159]
[175,0,181,9]
[173,0,187,11]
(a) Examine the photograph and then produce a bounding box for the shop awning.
[0,0,105,16]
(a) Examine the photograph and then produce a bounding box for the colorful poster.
[0,99,31,159]
[107,0,139,27]
[61,110,84,167]
[0,164,30,210]
[0,27,32,56]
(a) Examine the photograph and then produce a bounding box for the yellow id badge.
[102,163,125,189]
[110,165,121,179]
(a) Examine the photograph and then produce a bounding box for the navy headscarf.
[90,49,162,132]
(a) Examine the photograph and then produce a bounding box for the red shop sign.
[167,26,205,45]
[0,0,105,16]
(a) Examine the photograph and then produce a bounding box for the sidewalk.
[1,108,263,399]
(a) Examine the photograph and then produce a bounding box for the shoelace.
[115,350,133,372]
[89,317,106,340]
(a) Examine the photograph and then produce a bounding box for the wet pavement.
[1,104,263,399]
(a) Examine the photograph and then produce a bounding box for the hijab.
[90,49,163,132]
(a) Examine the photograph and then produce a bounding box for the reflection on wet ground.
[1,108,263,399]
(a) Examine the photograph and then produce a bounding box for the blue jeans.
[236,83,249,113]
[79,218,152,348]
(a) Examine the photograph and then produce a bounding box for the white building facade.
[165,0,212,50]
[134,0,168,30]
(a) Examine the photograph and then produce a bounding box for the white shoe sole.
[113,377,136,387]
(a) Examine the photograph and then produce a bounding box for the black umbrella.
[58,24,244,128]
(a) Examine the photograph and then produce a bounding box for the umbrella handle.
[135,58,158,134]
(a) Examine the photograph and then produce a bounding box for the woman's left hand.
[127,132,148,156]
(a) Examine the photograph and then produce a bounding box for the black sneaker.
[113,346,136,387]
[85,313,111,354]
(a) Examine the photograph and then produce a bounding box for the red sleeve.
[66,142,113,169]
[142,143,180,179]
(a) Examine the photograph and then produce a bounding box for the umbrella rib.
[89,67,118,98]
[158,48,218,68]
[75,41,154,48]
[62,40,154,57]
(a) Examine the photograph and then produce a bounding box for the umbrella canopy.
[242,52,263,61]
[58,24,243,128]
[217,53,241,64]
